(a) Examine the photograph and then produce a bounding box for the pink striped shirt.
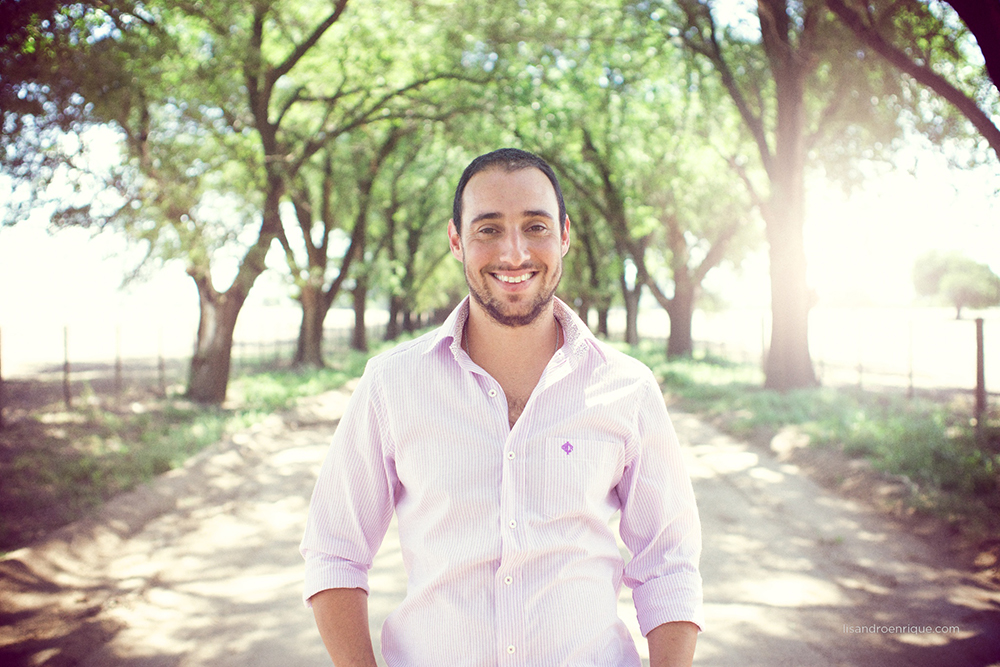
[301,297,703,666]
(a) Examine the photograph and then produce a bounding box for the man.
[301,148,703,666]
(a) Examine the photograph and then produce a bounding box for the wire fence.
[0,306,995,427]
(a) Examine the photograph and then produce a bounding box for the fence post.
[115,325,123,407]
[857,334,864,390]
[975,318,986,429]
[158,328,167,396]
[761,314,768,370]
[907,318,914,399]
[0,326,5,430]
[63,325,72,409]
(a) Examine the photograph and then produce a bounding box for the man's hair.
[452,148,567,233]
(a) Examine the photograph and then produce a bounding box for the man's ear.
[448,219,463,261]
[561,215,571,257]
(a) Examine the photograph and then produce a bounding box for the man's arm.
[647,621,699,667]
[310,588,378,667]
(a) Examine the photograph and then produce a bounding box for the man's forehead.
[462,167,558,214]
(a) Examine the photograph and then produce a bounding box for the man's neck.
[464,299,560,368]
[464,299,561,428]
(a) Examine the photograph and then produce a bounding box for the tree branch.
[268,0,350,91]
[942,0,1000,91]
[827,0,1000,160]
[678,0,775,177]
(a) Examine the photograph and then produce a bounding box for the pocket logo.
[561,441,574,455]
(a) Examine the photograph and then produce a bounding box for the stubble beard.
[465,262,562,328]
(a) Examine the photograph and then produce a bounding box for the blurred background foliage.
[3,0,997,401]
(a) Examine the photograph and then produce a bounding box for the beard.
[465,262,561,328]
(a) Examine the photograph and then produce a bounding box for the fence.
[0,306,995,426]
[0,317,384,422]
[694,307,996,401]
[230,322,388,371]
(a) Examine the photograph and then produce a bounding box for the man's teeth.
[495,273,532,284]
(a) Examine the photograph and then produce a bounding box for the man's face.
[448,167,570,328]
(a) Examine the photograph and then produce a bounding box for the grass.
[622,340,1000,541]
[0,346,376,554]
[4,332,997,553]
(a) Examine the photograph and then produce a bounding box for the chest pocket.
[542,437,620,520]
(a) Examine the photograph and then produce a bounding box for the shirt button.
[508,519,517,529]
[507,645,515,654]
[488,389,498,397]
[504,575,513,585]
[506,451,515,460]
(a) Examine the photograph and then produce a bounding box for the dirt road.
[1,384,998,666]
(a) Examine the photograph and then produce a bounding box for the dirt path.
[1,384,998,666]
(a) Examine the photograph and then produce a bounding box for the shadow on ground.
[1,388,998,666]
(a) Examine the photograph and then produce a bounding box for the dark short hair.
[452,148,567,233]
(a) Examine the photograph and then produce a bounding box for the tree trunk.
[597,307,609,337]
[666,281,695,359]
[763,185,817,389]
[385,295,402,341]
[186,172,281,403]
[187,278,244,404]
[621,274,641,346]
[294,282,328,367]
[940,0,1000,92]
[351,278,368,352]
[576,297,591,328]
[759,0,818,391]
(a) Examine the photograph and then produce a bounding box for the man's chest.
[383,388,635,522]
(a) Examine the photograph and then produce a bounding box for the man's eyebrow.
[468,209,556,225]
[469,211,502,225]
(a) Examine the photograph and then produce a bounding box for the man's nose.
[499,229,530,265]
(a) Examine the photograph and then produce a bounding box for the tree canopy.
[3,0,998,401]
[913,250,1000,318]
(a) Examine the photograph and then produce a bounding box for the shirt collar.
[424,295,607,364]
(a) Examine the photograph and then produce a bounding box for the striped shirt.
[301,297,703,666]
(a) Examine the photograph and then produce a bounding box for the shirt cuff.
[302,552,371,607]
[632,570,705,634]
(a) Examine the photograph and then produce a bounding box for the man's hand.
[647,620,699,667]
[310,588,378,666]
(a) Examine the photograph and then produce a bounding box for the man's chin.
[473,292,551,328]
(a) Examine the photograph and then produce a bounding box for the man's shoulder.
[365,325,451,374]
[586,337,657,382]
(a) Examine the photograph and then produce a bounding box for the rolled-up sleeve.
[616,376,704,634]
[300,362,397,606]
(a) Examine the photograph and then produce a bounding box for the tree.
[650,0,922,389]
[1,1,152,226]
[913,251,1000,318]
[377,128,464,341]
[826,0,1000,161]
[4,0,464,402]
[279,125,406,365]
[940,1,1000,90]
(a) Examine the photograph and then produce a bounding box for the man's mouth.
[493,272,536,284]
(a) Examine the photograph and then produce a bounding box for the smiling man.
[301,148,703,666]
